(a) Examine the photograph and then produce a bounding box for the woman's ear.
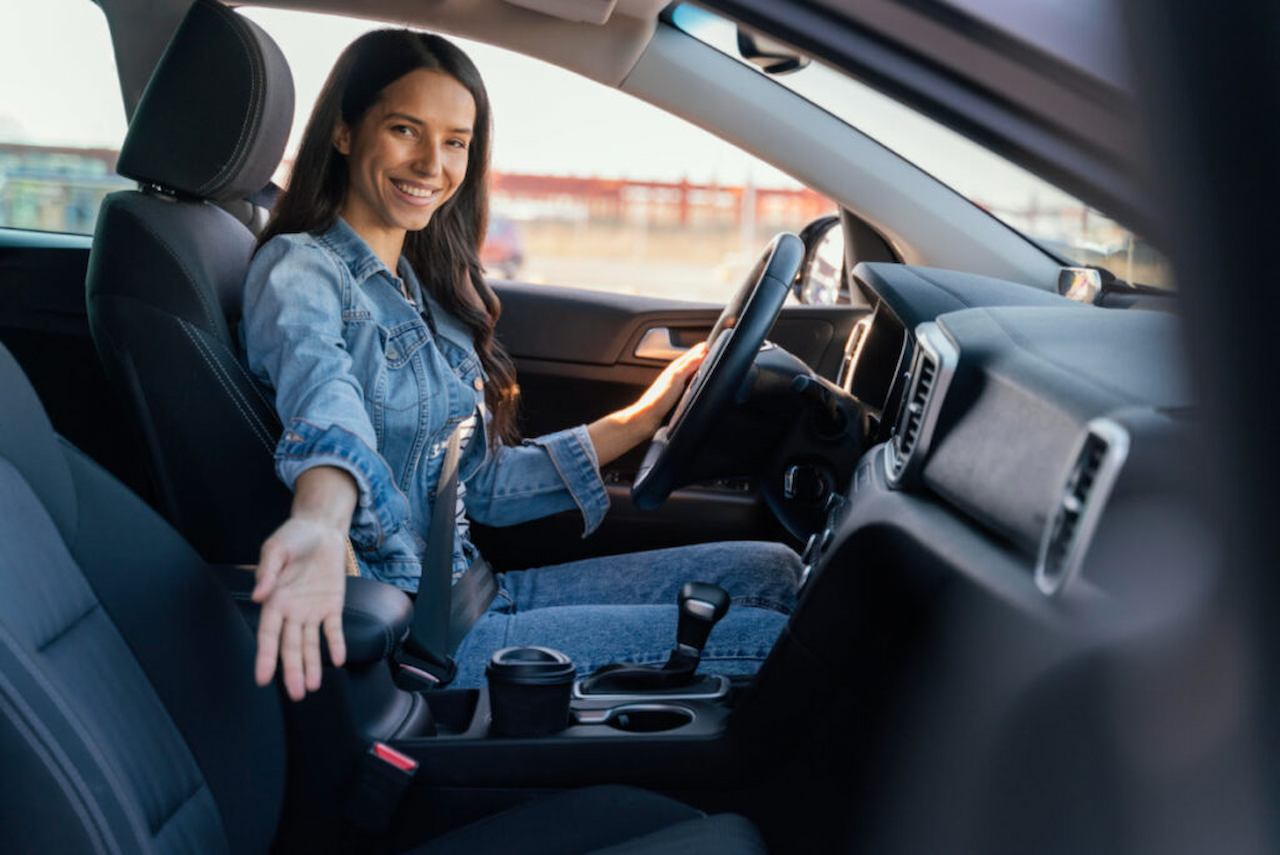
[333,121,352,156]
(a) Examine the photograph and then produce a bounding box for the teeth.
[393,181,437,199]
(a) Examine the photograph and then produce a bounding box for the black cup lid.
[486,646,575,685]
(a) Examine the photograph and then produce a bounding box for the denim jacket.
[241,218,609,591]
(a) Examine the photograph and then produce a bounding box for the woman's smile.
[390,179,443,204]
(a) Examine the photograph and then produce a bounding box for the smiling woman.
[240,27,801,698]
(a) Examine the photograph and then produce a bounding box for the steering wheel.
[632,232,805,510]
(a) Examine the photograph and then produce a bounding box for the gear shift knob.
[675,582,730,659]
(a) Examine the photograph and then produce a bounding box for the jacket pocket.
[379,321,434,413]
[383,321,429,369]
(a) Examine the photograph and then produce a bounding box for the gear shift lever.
[577,582,731,696]
[666,582,731,671]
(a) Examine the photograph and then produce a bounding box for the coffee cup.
[485,646,575,737]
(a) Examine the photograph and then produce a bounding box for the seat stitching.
[0,683,121,853]
[180,319,274,447]
[194,325,278,440]
[0,621,149,849]
[223,346,279,418]
[36,603,100,653]
[195,11,261,197]
[178,319,273,448]
[149,778,208,837]
[177,320,275,454]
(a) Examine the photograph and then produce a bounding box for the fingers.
[673,341,708,375]
[323,613,347,669]
[255,605,283,687]
[281,619,305,702]
[674,341,707,367]
[251,519,350,700]
[302,622,322,693]
[252,541,286,603]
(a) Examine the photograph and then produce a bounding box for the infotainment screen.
[846,305,907,416]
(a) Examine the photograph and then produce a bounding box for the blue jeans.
[450,541,801,688]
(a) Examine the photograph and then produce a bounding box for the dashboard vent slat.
[885,322,957,487]
[1035,419,1131,595]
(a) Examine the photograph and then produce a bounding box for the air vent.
[884,322,958,487]
[898,354,935,457]
[1035,419,1130,595]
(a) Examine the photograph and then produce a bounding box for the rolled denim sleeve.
[242,236,409,548]
[463,424,610,536]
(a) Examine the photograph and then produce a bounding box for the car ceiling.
[99,0,666,111]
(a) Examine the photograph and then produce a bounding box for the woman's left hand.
[586,341,708,468]
[631,341,709,433]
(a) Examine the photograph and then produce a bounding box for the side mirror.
[1058,267,1104,303]
[794,215,847,305]
[737,29,810,75]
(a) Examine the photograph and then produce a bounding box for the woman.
[241,29,800,700]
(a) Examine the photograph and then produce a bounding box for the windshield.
[670,4,1173,291]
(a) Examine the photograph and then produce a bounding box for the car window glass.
[0,1,129,235]
[241,6,833,302]
[671,3,1174,291]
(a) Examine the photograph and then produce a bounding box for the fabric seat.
[86,0,296,563]
[0,341,765,852]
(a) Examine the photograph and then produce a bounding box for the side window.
[0,1,129,235]
[243,7,833,302]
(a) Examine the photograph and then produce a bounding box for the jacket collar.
[318,218,476,353]
[316,217,399,285]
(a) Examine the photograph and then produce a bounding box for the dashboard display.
[841,304,907,416]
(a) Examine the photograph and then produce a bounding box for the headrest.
[117,0,294,203]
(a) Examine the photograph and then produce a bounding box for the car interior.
[1,0,1265,853]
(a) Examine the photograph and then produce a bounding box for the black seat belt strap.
[401,426,463,683]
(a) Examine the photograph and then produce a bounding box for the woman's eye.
[448,139,469,150]
[391,124,416,137]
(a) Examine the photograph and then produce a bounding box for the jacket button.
[386,348,398,360]
[473,377,483,390]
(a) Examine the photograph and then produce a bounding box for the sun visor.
[502,0,617,24]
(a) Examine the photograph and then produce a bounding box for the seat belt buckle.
[345,742,419,834]
[395,644,457,691]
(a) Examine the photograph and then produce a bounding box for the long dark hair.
[259,29,520,444]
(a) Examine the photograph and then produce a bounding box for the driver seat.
[0,339,766,851]
[85,0,294,563]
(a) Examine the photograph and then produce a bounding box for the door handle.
[635,328,689,361]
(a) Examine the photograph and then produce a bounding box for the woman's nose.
[412,144,442,177]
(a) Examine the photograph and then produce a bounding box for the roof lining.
[232,0,659,87]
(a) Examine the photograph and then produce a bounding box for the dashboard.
[807,261,1190,600]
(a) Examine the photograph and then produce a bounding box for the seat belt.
[398,425,497,686]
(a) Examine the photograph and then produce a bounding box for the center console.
[383,581,749,788]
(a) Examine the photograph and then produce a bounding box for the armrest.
[211,565,414,667]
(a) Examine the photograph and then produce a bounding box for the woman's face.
[335,68,476,240]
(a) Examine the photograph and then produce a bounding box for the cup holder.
[604,704,695,733]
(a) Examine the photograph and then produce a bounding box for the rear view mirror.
[737,29,810,75]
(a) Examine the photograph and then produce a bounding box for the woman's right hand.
[252,466,357,701]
